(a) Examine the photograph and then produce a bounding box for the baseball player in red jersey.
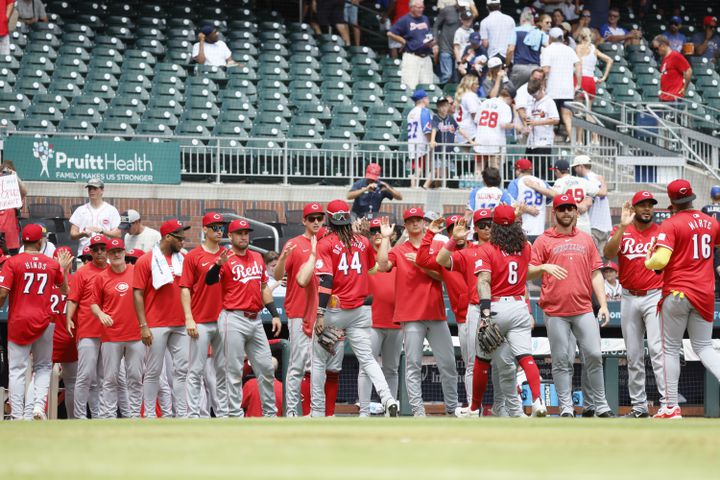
[180,211,229,418]
[312,200,399,417]
[90,238,143,418]
[50,246,77,418]
[529,194,615,417]
[377,208,458,417]
[273,202,330,416]
[205,218,282,417]
[604,190,665,417]
[645,179,720,419]
[436,210,524,417]
[472,205,547,417]
[133,219,191,418]
[0,224,71,420]
[357,217,403,417]
[66,234,108,419]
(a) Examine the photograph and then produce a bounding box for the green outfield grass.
[1,418,719,479]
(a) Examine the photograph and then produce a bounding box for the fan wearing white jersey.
[473,89,514,172]
[571,158,612,255]
[69,178,122,256]
[466,167,513,216]
[454,75,481,146]
[407,89,434,188]
[523,79,560,173]
[506,158,551,242]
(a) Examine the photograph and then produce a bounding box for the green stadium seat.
[156,62,188,80]
[58,118,97,133]
[25,43,58,61]
[83,82,117,101]
[15,77,48,97]
[0,78,11,92]
[185,98,220,118]
[115,84,151,103]
[26,103,64,124]
[28,31,61,49]
[290,80,321,96]
[333,104,367,122]
[119,73,153,90]
[225,79,257,101]
[257,79,289,95]
[166,51,192,64]
[92,46,124,63]
[111,96,147,115]
[320,54,351,70]
[147,97,184,116]
[105,106,142,126]
[298,103,333,122]
[349,46,377,59]
[0,55,21,73]
[367,104,403,123]
[0,102,25,122]
[65,104,104,125]
[98,119,135,135]
[320,64,352,83]
[18,117,57,132]
[353,90,384,108]
[262,42,290,57]
[18,68,52,86]
[94,35,126,52]
[218,110,254,129]
[330,116,365,136]
[290,64,322,82]
[365,118,401,137]
[32,93,71,112]
[351,66,382,83]
[58,45,91,62]
[214,122,250,137]
[176,121,212,137]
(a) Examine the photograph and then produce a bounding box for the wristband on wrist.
[479,298,491,314]
[265,301,279,318]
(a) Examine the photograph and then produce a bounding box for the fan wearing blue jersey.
[407,89,434,189]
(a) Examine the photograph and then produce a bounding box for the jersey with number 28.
[316,233,376,309]
[0,252,64,345]
[655,209,720,322]
[476,242,531,297]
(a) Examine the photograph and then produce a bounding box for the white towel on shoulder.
[151,244,184,290]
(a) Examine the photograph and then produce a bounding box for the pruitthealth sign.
[4,137,181,184]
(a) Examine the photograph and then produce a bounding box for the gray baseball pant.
[143,326,189,418]
[61,362,78,419]
[74,337,102,419]
[358,327,403,416]
[187,322,227,418]
[458,322,473,405]
[660,294,720,407]
[8,325,53,420]
[403,320,458,416]
[158,353,174,416]
[200,360,218,417]
[311,306,393,417]
[218,310,277,418]
[285,317,312,416]
[622,289,666,411]
[116,358,131,417]
[99,341,144,418]
[546,312,611,415]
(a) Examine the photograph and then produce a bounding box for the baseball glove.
[317,326,344,355]
[476,321,505,354]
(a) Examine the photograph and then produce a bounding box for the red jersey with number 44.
[316,233,375,310]
[477,242,531,297]
[93,265,141,342]
[0,252,64,345]
[179,246,225,323]
[655,210,720,322]
[217,250,268,312]
[611,223,663,291]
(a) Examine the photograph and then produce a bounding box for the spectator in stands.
[558,0,580,23]
[121,209,161,252]
[572,9,601,45]
[430,97,472,176]
[506,158,550,243]
[571,158,612,255]
[457,33,484,77]
[653,34,692,103]
[313,0,351,46]
[575,27,613,144]
[482,56,516,98]
[479,0,516,67]
[384,0,411,59]
[434,0,472,84]
[523,78,560,172]
[692,16,720,63]
[0,161,26,255]
[263,251,286,297]
[16,0,46,24]
[510,10,549,87]
[348,163,403,219]
[344,0,361,47]
[454,74,482,148]
[666,16,686,53]
[473,88,514,171]
[541,27,581,143]
[192,25,238,67]
[19,223,55,257]
[466,166,513,214]
[0,0,14,56]
[453,9,475,79]
[406,89,434,188]
[515,68,546,130]
[388,0,438,90]
[560,21,576,49]
[599,7,642,45]
[602,262,622,301]
[551,8,566,29]
[69,178,121,256]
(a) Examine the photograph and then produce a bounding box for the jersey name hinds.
[231,261,264,283]
[620,236,654,260]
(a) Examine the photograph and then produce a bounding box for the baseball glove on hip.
[477,321,505,354]
[317,326,344,355]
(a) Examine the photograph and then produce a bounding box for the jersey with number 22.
[316,233,376,309]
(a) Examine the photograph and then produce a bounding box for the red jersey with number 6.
[0,252,64,345]
[316,233,375,310]
[655,210,720,322]
[476,242,531,297]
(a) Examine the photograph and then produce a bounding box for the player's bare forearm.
[527,264,544,280]
[435,247,452,269]
[180,288,194,322]
[69,224,86,241]
[422,268,442,281]
[133,289,148,327]
[262,283,274,304]
[377,237,392,272]
[591,270,608,309]
[477,272,492,301]
[104,228,121,238]
[90,304,103,318]
[296,253,315,287]
[66,301,77,325]
[603,225,626,259]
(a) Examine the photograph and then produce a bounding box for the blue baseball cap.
[711,185,720,198]
[670,16,682,25]
[469,32,481,46]
[200,24,216,36]
[411,89,428,101]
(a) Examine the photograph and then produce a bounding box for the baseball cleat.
[560,410,576,418]
[596,410,616,418]
[653,405,682,419]
[453,406,479,418]
[531,398,547,417]
[32,406,46,421]
[623,409,649,418]
[383,398,399,417]
[581,409,596,418]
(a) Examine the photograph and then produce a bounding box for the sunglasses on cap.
[169,232,186,240]
[206,225,224,232]
[369,227,381,234]
[556,205,577,212]
[328,211,351,222]
[306,215,324,223]
[476,221,492,229]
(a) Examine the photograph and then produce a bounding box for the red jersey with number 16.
[655,210,720,322]
[0,252,64,345]
[476,242,531,297]
[316,233,375,310]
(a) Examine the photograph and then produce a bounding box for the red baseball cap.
[22,224,44,242]
[89,234,107,246]
[553,194,577,209]
[603,261,619,271]
[473,208,493,223]
[202,212,225,227]
[53,246,73,259]
[446,214,462,229]
[493,205,516,225]
[704,16,717,27]
[160,219,191,237]
[369,217,382,228]
[80,246,92,258]
[631,190,658,206]
[326,199,352,226]
[228,219,253,233]
[107,238,125,251]
[365,163,381,181]
[667,179,696,204]
[303,202,323,218]
[125,248,143,259]
[515,158,532,170]
[403,207,424,221]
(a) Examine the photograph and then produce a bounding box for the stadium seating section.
[1,1,718,141]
